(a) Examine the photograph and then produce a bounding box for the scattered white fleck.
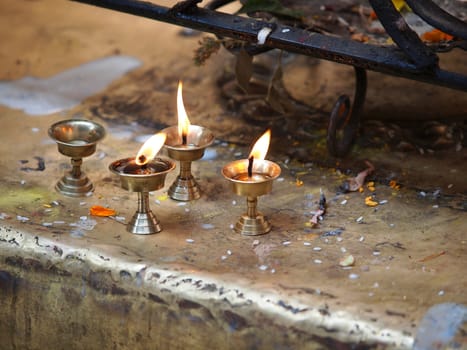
[373,282,380,288]
[177,202,187,206]
[432,205,439,209]
[284,158,290,164]
[184,208,190,213]
[80,216,87,221]
[257,27,272,45]
[348,273,359,280]
[221,255,227,261]
[115,216,126,222]
[389,223,395,228]
[314,259,323,264]
[96,151,106,160]
[52,201,60,206]
[419,191,427,197]
[85,192,93,197]
[368,292,374,297]
[303,242,312,246]
[438,290,445,296]
[324,238,329,244]
[281,28,290,33]
[201,223,215,230]
[259,264,268,271]
[232,200,237,205]
[17,215,29,222]
[234,152,242,157]
[372,251,381,256]
[313,247,322,251]
[54,220,65,224]
[79,201,87,206]
[227,250,232,255]
[252,239,260,246]
[277,177,285,182]
[186,238,195,243]
[340,199,347,205]
[229,223,234,229]
[20,180,26,185]
[282,241,291,246]
[336,236,343,242]
[44,209,52,213]
[340,247,347,253]
[379,199,388,205]
[0,212,10,219]
[155,199,161,205]
[356,216,364,223]
[31,127,40,133]
[221,142,229,147]
[42,222,53,227]
[359,236,365,242]
[270,268,276,274]
[448,184,453,189]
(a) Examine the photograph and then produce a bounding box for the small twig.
[418,250,446,263]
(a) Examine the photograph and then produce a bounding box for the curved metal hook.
[404,0,467,40]
[327,67,367,158]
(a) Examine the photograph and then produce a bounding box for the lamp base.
[168,176,201,201]
[127,211,162,235]
[234,213,271,236]
[55,171,94,197]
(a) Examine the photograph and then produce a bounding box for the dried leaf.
[343,161,375,192]
[90,205,116,217]
[193,36,221,66]
[266,53,294,114]
[235,49,253,93]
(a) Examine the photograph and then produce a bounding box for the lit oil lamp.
[109,132,175,235]
[49,119,106,197]
[161,81,214,201]
[222,130,281,235]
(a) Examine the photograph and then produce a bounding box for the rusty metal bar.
[71,0,467,91]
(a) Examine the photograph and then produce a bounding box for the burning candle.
[161,81,214,201]
[109,132,175,235]
[114,132,169,175]
[232,130,273,182]
[222,130,281,235]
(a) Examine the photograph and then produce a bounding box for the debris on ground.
[341,161,375,193]
[310,189,326,226]
[90,205,117,217]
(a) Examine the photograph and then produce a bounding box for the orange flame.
[135,132,167,166]
[248,129,271,161]
[177,81,191,142]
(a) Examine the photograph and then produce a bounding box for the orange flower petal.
[421,29,454,43]
[90,205,117,217]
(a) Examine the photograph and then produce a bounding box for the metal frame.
[71,0,467,156]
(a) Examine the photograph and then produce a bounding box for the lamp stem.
[70,158,82,178]
[137,191,150,214]
[179,160,193,180]
[246,196,258,218]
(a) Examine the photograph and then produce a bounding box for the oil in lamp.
[48,119,106,197]
[161,81,214,201]
[222,130,281,235]
[109,132,176,235]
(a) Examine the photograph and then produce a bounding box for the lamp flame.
[248,129,271,161]
[177,81,191,144]
[135,132,167,166]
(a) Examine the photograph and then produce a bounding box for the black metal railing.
[71,0,467,156]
